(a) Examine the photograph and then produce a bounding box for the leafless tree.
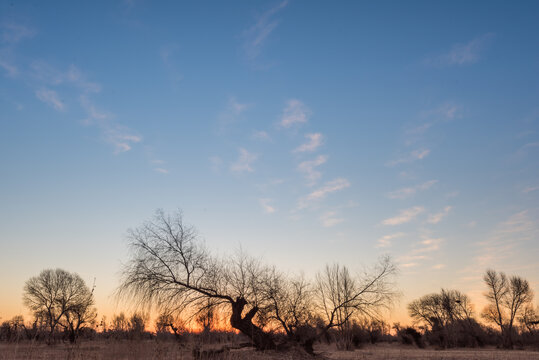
[408,289,475,348]
[155,311,186,341]
[23,269,97,343]
[519,305,539,334]
[482,269,534,348]
[408,289,474,329]
[263,271,314,339]
[117,210,277,350]
[59,279,97,342]
[111,312,128,332]
[310,258,397,351]
[117,210,398,353]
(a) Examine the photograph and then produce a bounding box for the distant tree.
[312,259,397,351]
[111,312,128,332]
[23,269,97,343]
[195,299,216,333]
[408,289,476,348]
[0,315,26,342]
[519,305,539,334]
[155,313,174,334]
[482,269,534,348]
[155,312,185,340]
[408,289,474,329]
[59,281,97,342]
[128,312,147,339]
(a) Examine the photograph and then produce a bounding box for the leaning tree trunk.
[229,297,276,350]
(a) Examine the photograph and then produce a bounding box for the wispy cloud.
[243,1,288,60]
[4,56,144,156]
[397,235,444,269]
[320,211,344,227]
[80,95,141,154]
[160,44,182,83]
[31,62,101,93]
[461,210,538,282]
[298,178,350,209]
[104,127,142,154]
[298,155,328,185]
[256,178,285,191]
[523,186,539,193]
[1,23,35,43]
[401,263,419,268]
[419,103,460,122]
[294,133,323,153]
[386,179,438,199]
[427,206,452,224]
[427,34,494,66]
[280,99,310,128]
[387,149,430,166]
[209,156,224,173]
[406,103,461,144]
[154,168,169,174]
[218,97,249,132]
[0,57,17,77]
[35,88,65,111]
[259,198,276,213]
[382,206,424,226]
[230,148,257,173]
[376,232,405,248]
[79,95,110,123]
[252,130,271,141]
[432,264,446,270]
[517,142,539,157]
[412,236,443,254]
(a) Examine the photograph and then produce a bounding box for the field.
[1,342,538,360]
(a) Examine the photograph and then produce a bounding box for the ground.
[1,341,538,359]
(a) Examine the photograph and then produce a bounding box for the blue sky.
[1,0,538,322]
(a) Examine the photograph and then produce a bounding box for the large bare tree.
[117,210,277,350]
[482,269,534,348]
[23,269,97,343]
[118,210,398,353]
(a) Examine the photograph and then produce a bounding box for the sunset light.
[1,1,538,359]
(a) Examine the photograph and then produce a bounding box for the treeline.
[2,290,538,350]
[399,283,539,349]
[1,210,538,353]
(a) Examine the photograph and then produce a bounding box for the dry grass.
[0,341,538,360]
[319,343,539,360]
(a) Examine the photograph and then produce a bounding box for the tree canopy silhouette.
[23,268,96,343]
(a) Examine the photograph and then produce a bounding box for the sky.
[1,0,538,325]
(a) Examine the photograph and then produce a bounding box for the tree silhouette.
[117,210,398,353]
[482,269,534,348]
[23,268,96,343]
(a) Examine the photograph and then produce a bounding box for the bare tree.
[118,210,398,353]
[519,305,539,333]
[117,210,276,350]
[111,312,128,332]
[23,269,97,343]
[310,258,397,352]
[408,289,474,329]
[263,271,314,339]
[482,269,534,348]
[408,289,475,348]
[59,279,97,342]
[155,311,185,340]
